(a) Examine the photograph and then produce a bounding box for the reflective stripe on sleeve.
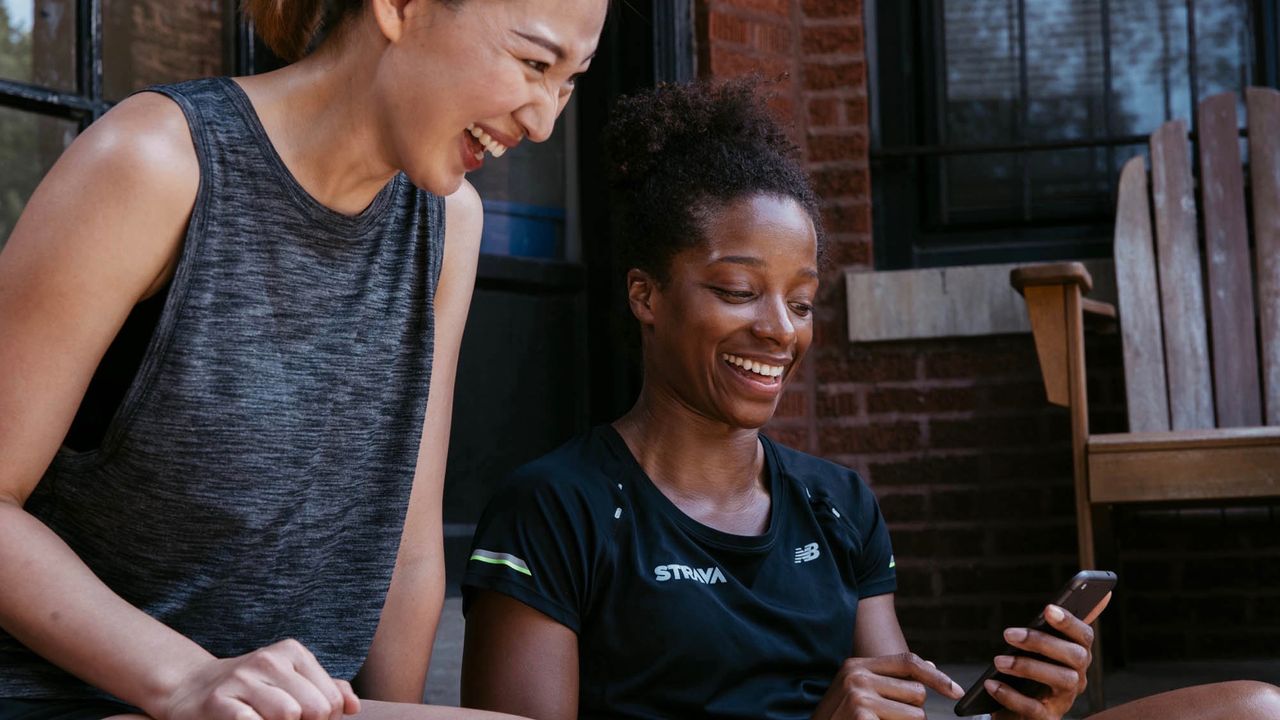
[469,549,533,576]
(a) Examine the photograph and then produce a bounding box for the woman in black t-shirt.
[459,79,1280,720]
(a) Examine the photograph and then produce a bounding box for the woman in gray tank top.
[0,1,605,719]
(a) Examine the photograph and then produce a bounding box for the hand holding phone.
[954,570,1117,717]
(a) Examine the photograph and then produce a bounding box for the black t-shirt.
[465,425,896,717]
[462,426,896,720]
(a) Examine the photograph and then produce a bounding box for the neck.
[233,16,398,215]
[613,381,766,503]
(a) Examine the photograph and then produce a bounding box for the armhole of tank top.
[430,192,446,291]
[53,84,214,471]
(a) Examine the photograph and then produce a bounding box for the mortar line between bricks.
[710,5,795,24]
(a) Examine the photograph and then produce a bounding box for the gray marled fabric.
[0,77,445,699]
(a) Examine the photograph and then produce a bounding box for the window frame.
[868,0,1280,270]
[0,0,254,128]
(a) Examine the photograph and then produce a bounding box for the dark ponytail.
[242,0,364,62]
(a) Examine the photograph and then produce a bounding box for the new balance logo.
[794,542,821,563]
[654,564,727,584]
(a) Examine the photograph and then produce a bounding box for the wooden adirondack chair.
[1010,87,1280,709]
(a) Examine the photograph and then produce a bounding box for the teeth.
[465,123,509,159]
[721,353,786,378]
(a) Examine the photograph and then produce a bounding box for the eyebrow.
[712,256,820,279]
[513,31,598,65]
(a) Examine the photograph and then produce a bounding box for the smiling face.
[371,0,605,195]
[632,194,820,430]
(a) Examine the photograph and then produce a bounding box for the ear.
[369,0,412,43]
[626,268,659,326]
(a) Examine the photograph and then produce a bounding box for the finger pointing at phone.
[811,652,965,720]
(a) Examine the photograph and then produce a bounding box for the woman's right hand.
[811,652,964,720]
[162,639,361,720]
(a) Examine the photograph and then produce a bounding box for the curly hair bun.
[603,77,824,278]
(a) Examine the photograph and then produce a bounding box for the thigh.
[0,699,142,720]
[1092,681,1280,720]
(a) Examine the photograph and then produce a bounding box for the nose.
[752,296,797,347]
[515,86,562,143]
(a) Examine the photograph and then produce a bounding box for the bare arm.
[0,94,358,720]
[460,591,579,720]
[353,181,483,702]
[0,92,212,712]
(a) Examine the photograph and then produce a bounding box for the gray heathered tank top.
[0,77,444,699]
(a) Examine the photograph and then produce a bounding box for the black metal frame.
[0,0,255,131]
[870,0,1280,270]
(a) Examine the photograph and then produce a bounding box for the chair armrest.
[1010,262,1099,410]
[1011,261,1094,294]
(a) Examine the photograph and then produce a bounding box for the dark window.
[870,0,1280,269]
[0,0,246,247]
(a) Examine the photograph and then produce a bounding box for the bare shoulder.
[50,90,198,208]
[3,90,200,298]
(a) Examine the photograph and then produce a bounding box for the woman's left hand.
[988,592,1112,720]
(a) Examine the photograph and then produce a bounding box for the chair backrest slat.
[1198,92,1263,428]
[1149,120,1215,429]
[1114,157,1171,432]
[1249,86,1280,426]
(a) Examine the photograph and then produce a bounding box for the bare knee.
[1094,680,1280,720]
[1230,680,1280,719]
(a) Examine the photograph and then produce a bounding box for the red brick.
[808,130,868,162]
[816,390,861,418]
[802,24,863,55]
[822,234,872,267]
[980,381,1051,409]
[877,491,928,522]
[803,60,865,90]
[930,415,1043,449]
[811,166,869,199]
[755,21,793,54]
[709,10,749,45]
[766,424,812,450]
[984,449,1072,481]
[820,201,872,234]
[711,0,790,18]
[987,525,1075,555]
[808,97,839,127]
[801,0,861,20]
[867,386,980,414]
[866,454,983,486]
[923,344,1040,380]
[710,46,791,80]
[939,564,1057,596]
[844,96,868,124]
[774,388,809,418]
[819,421,922,454]
[816,346,919,382]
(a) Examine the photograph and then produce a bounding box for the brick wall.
[698,0,1280,662]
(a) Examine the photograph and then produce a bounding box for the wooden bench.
[1011,87,1280,709]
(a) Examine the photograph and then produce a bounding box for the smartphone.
[953,570,1118,717]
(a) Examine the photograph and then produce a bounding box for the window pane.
[0,106,77,249]
[102,0,226,101]
[0,0,76,91]
[1110,0,1193,134]
[943,0,1019,145]
[467,113,569,259]
[1195,0,1252,113]
[1024,0,1106,140]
